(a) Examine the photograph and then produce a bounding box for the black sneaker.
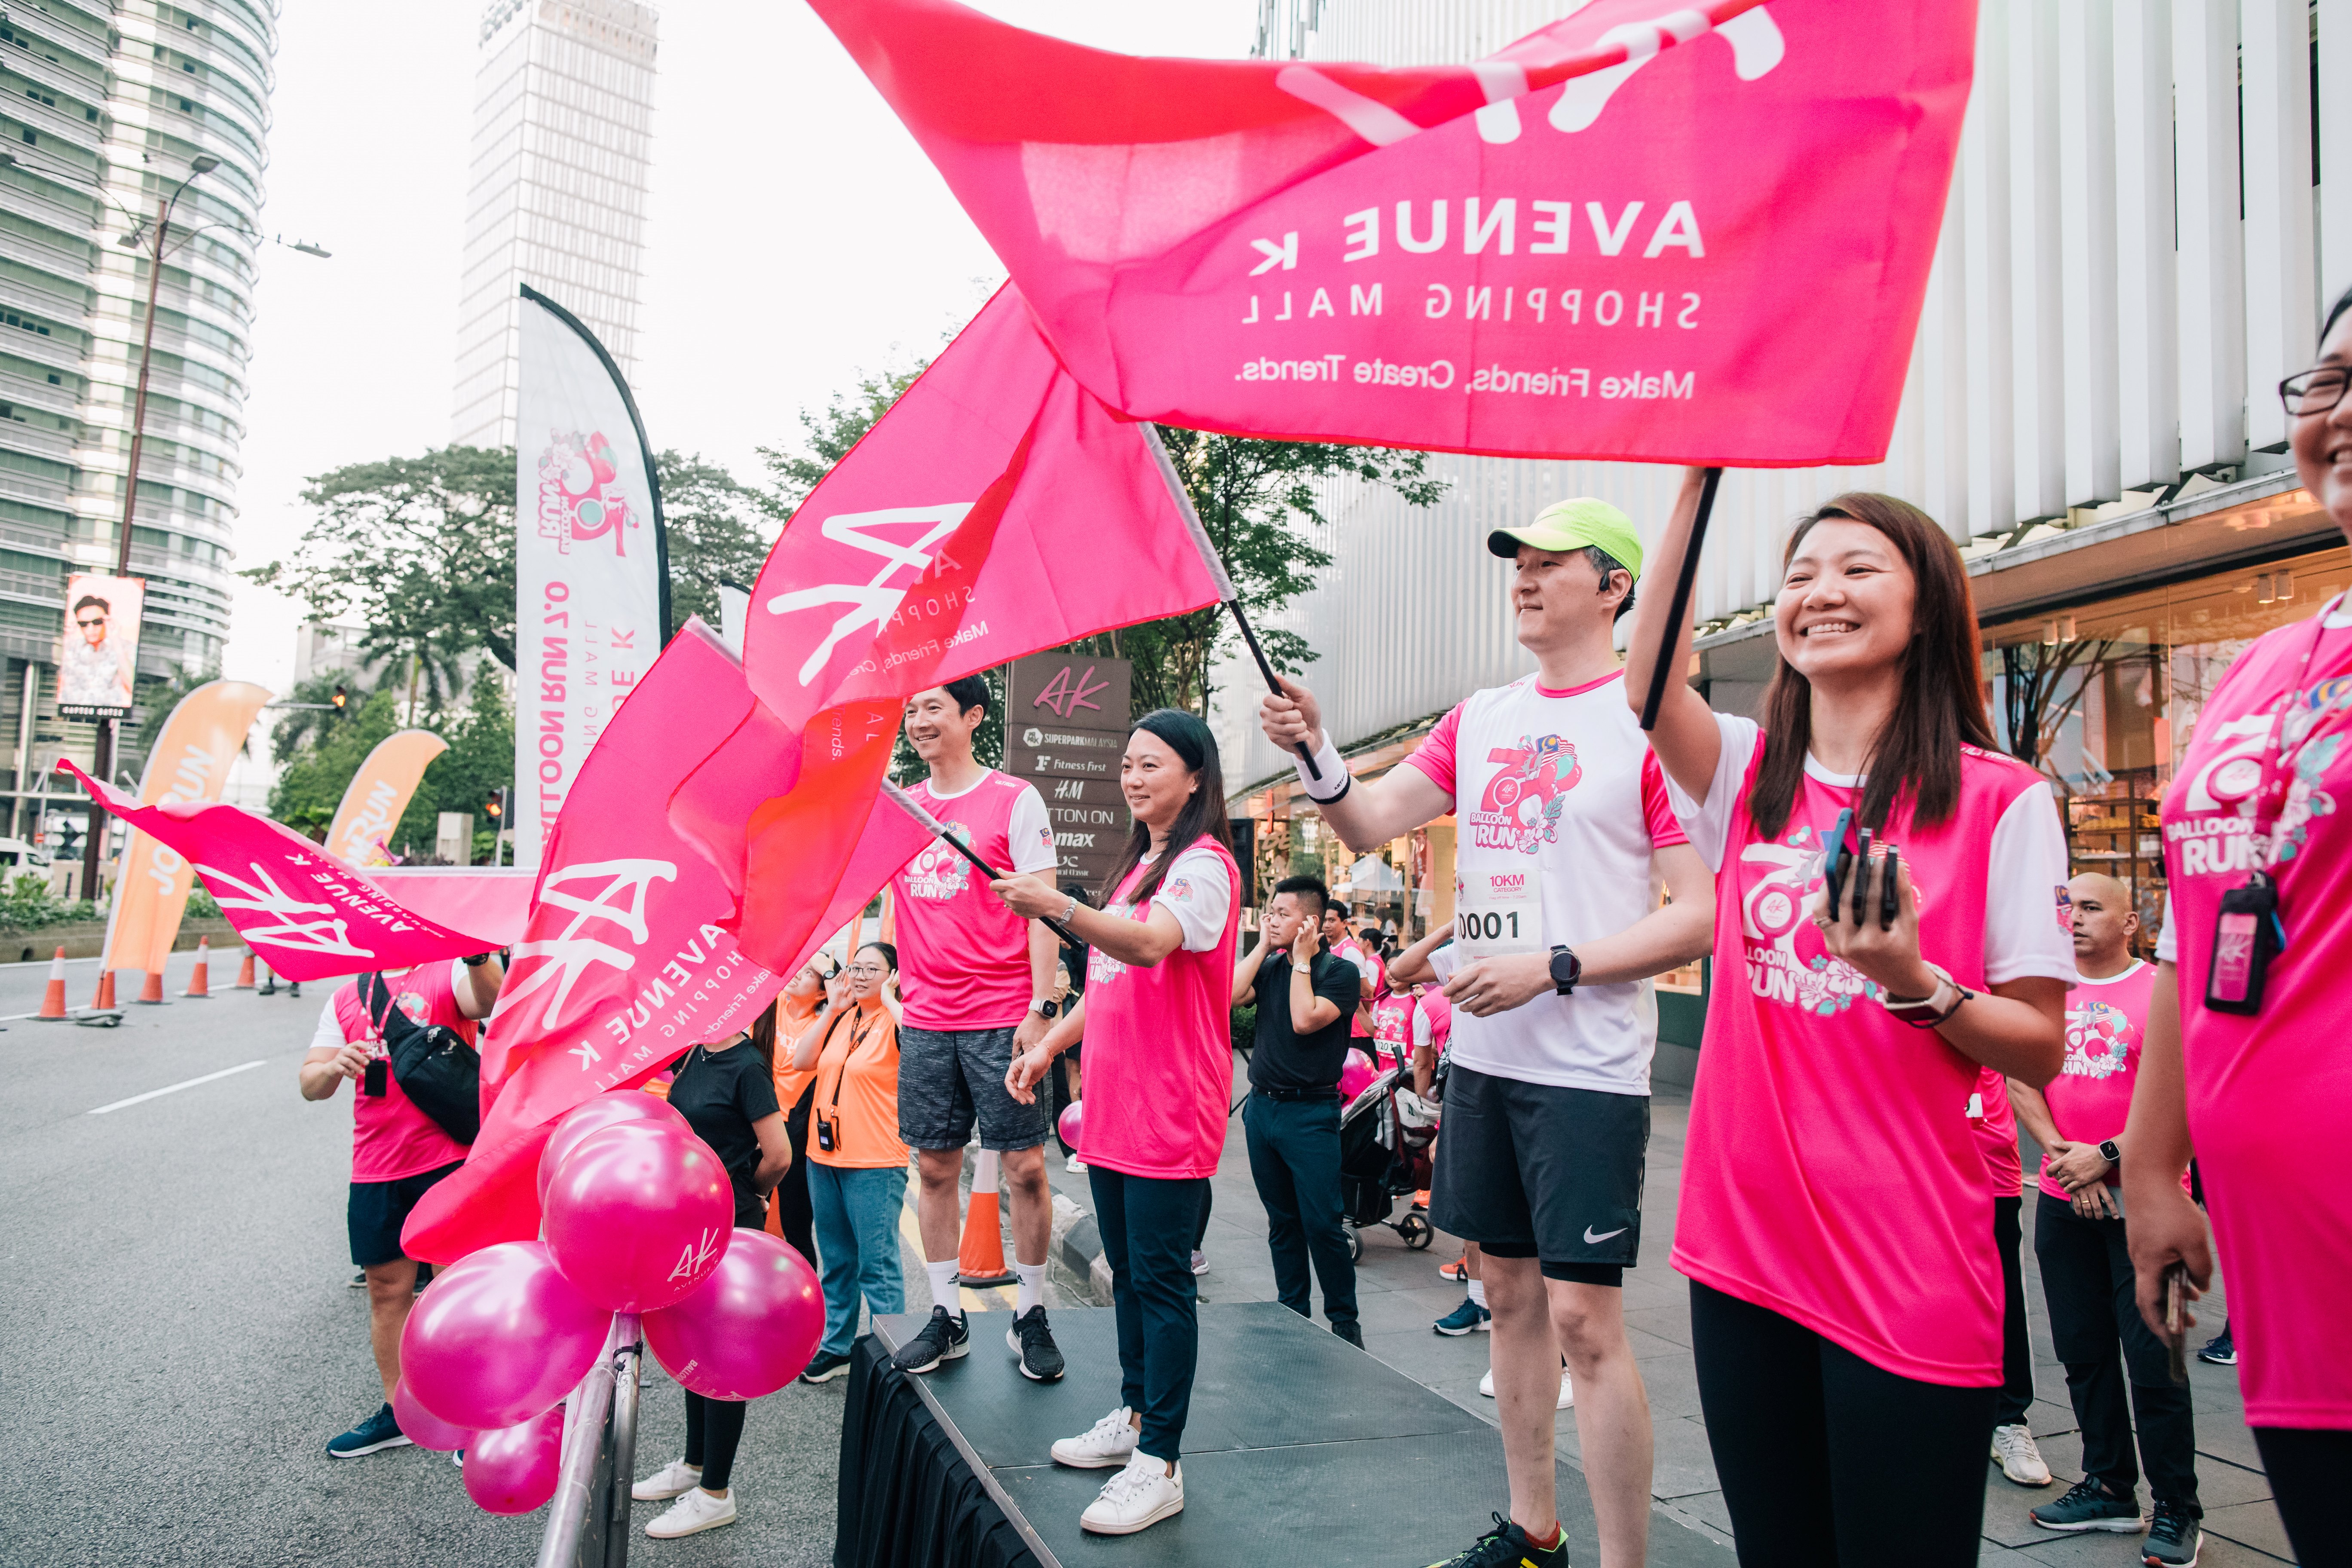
[799,1350,852,1384]
[891,1305,970,1374]
[326,1402,412,1458]
[2031,1478,2144,1534]
[2195,1327,2235,1366]
[2144,1500,2200,1566]
[1426,1512,1569,1568]
[1332,1320,1364,1349]
[1007,1306,1066,1381]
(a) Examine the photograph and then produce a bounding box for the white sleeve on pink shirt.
[2155,906,2177,964]
[1005,783,1059,875]
[310,1000,348,1053]
[1151,845,1232,952]
[1983,782,2079,985]
[1396,702,1465,795]
[1660,712,1763,870]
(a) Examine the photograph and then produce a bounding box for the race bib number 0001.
[1455,869,1541,960]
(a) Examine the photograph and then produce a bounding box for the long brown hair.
[1748,492,1997,839]
[1099,709,1233,906]
[747,1002,778,1075]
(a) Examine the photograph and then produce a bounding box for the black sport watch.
[2098,1139,2122,1166]
[1548,945,1582,997]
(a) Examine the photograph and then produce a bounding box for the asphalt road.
[0,950,845,1568]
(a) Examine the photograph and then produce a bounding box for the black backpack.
[363,971,481,1147]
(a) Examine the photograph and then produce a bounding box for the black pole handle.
[1638,466,1725,732]
[928,827,1082,948]
[1226,599,1323,781]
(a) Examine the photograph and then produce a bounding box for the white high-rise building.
[452,0,657,450]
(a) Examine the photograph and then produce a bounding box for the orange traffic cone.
[234,949,255,989]
[136,969,165,1004]
[184,937,211,998]
[34,946,67,1021]
[92,969,116,1011]
[956,1148,1017,1287]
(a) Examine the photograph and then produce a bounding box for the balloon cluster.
[397,1089,825,1515]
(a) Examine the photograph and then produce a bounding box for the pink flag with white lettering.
[810,0,1973,466]
[403,621,794,1262]
[56,761,497,980]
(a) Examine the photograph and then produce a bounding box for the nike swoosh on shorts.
[1583,1226,1627,1245]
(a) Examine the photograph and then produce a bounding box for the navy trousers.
[1088,1166,1209,1462]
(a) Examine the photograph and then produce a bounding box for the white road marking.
[88,1059,268,1115]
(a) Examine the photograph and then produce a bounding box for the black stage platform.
[835,1301,1731,1568]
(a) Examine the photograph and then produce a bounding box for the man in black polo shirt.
[1230,874,1365,1346]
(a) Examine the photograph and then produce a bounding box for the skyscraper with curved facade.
[0,0,274,829]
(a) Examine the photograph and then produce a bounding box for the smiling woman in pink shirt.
[1629,478,2069,1568]
[2122,287,2352,1568]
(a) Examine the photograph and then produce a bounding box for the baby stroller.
[1336,1047,1438,1260]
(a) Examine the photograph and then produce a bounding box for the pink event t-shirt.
[1398,669,1687,1093]
[1078,836,1243,1180]
[1971,1064,2024,1199]
[1666,714,2075,1387]
[1414,987,1452,1057]
[1369,983,1414,1059]
[890,771,1058,1031]
[2155,597,2352,1430]
[1332,937,1381,1037]
[2037,960,2159,1203]
[321,960,479,1182]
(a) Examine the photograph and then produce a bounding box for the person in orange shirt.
[795,942,907,1384]
[765,954,838,1273]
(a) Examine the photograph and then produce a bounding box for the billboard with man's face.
[55,573,143,718]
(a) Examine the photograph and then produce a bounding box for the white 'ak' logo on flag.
[198,860,374,958]
[500,857,677,1031]
[763,504,973,686]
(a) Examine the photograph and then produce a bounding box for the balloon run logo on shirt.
[903,826,977,901]
[1734,821,1923,1017]
[1468,733,1584,854]
[2061,1001,2133,1079]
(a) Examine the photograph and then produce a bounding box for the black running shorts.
[1429,1064,1648,1285]
[347,1160,463,1268]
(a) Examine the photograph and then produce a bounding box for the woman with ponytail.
[1627,478,2071,1565]
[994,709,1242,1540]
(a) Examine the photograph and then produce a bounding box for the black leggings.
[1690,1281,1994,1567]
[2254,1427,2352,1567]
[769,1086,816,1271]
[682,1391,746,1491]
[1991,1195,2035,1425]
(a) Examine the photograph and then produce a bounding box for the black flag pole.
[878,778,1083,946]
[1638,466,1725,732]
[1225,599,1324,781]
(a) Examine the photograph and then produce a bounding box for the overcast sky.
[224,0,1260,695]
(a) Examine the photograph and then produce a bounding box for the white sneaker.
[1080,1449,1184,1535]
[1066,1152,1088,1173]
[1991,1423,2054,1486]
[632,1458,704,1501]
[1478,1365,1574,1408]
[644,1487,737,1539]
[1051,1405,1139,1469]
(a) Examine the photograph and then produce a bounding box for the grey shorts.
[897,1024,1050,1153]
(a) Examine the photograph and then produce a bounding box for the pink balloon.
[537,1091,689,1207]
[1057,1099,1083,1150]
[464,1403,564,1516]
[1338,1050,1379,1104]
[392,1378,473,1452]
[400,1240,609,1432]
[544,1123,735,1313]
[643,1228,823,1400]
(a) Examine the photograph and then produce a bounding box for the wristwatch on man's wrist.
[1548,945,1582,997]
[2097,1139,2122,1166]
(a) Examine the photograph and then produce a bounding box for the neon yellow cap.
[1486,497,1643,579]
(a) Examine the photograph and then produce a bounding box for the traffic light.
[485,789,505,821]
[331,685,347,710]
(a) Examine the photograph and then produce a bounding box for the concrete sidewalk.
[1014,1068,2296,1566]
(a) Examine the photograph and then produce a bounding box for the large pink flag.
[811,0,1973,467]
[403,621,800,1262]
[57,761,499,979]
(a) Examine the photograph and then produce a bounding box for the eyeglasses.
[845,963,885,977]
[2281,364,2349,416]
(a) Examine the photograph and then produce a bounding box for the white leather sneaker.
[1478,1365,1573,1408]
[1080,1450,1184,1535]
[1991,1422,2053,1486]
[1051,1406,1139,1468]
[644,1487,737,1539]
[631,1458,704,1501]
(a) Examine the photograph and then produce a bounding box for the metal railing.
[538,1312,642,1568]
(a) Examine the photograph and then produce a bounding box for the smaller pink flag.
[57,761,499,980]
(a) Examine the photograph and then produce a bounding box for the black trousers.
[2032,1192,2199,1510]
[1242,1094,1358,1329]
[682,1390,746,1491]
[1992,1195,2036,1425]
[2254,1426,2352,1567]
[769,1082,817,1273]
[1090,1166,1209,1462]
[1690,1280,1995,1568]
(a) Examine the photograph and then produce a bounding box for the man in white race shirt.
[1262,499,1713,1568]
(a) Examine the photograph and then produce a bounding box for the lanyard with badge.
[2205,607,2337,1014]
[815,1011,881,1152]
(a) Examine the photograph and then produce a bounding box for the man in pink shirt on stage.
[885,675,1067,1384]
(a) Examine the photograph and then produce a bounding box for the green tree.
[267,671,372,764]
[268,689,401,838]
[405,677,515,856]
[657,450,775,630]
[758,361,927,514]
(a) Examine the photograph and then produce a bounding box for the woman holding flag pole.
[1626,469,2073,1564]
